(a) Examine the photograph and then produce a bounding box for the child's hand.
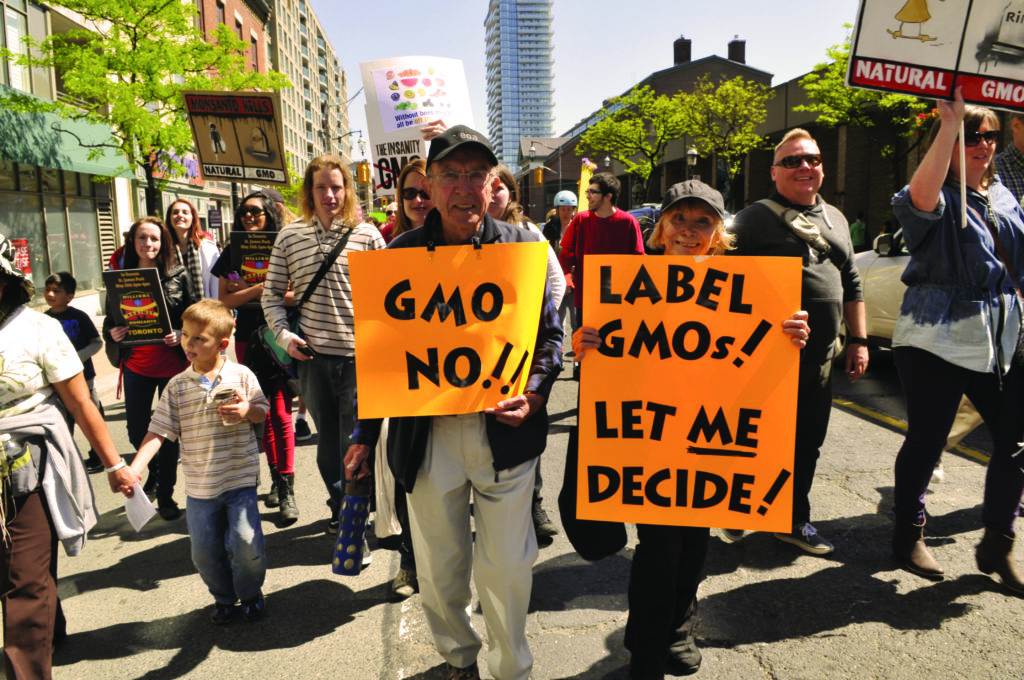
[110,326,129,342]
[218,392,249,425]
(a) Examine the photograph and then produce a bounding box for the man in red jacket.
[558,172,643,380]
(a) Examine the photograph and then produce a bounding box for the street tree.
[0,0,290,215]
[797,28,929,185]
[577,85,688,203]
[678,75,774,189]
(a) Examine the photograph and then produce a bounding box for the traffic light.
[356,160,371,185]
[533,166,543,186]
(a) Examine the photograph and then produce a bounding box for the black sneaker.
[241,592,265,622]
[294,418,313,442]
[84,452,105,474]
[773,522,834,555]
[158,500,182,521]
[210,603,235,625]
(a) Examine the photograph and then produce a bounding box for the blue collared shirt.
[891,182,1024,374]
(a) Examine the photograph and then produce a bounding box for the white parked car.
[853,231,910,346]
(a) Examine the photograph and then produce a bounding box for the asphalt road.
[16,341,1024,679]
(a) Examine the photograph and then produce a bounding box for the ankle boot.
[892,520,944,579]
[976,528,1024,595]
[278,473,299,525]
[666,596,702,676]
[265,467,281,507]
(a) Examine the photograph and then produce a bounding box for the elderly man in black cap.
[345,126,562,680]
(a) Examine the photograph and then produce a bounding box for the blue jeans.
[298,355,355,511]
[186,487,266,604]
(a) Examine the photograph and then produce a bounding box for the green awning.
[0,105,132,178]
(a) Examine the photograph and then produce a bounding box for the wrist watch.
[846,336,869,346]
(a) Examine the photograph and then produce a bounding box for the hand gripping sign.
[348,241,548,418]
[577,255,801,532]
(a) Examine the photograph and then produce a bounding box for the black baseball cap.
[258,188,284,203]
[660,180,727,220]
[426,125,498,169]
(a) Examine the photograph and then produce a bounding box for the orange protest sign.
[577,255,802,532]
[349,241,548,418]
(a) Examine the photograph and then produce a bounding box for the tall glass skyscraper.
[485,0,554,172]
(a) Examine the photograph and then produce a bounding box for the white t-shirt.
[0,306,83,418]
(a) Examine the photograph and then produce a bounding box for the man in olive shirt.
[726,128,869,555]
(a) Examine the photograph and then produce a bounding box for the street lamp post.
[686,147,699,181]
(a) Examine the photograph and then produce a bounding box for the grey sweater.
[1,400,98,556]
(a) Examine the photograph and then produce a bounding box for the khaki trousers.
[406,414,538,680]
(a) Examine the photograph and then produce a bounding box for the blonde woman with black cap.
[573,181,810,679]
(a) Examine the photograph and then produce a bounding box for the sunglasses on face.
[963,130,1000,147]
[401,187,431,201]
[774,154,823,169]
[239,207,265,218]
[386,210,396,216]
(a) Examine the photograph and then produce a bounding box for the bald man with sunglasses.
[725,128,867,556]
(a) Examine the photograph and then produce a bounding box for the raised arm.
[909,88,964,213]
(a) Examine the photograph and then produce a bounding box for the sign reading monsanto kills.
[848,0,1024,112]
[577,255,801,532]
[348,242,548,419]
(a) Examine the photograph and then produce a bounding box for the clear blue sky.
[311,0,861,160]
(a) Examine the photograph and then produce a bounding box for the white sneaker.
[361,537,372,568]
[931,462,945,483]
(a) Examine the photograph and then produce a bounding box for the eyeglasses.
[386,210,396,216]
[432,169,492,188]
[586,188,605,196]
[401,187,431,201]
[963,130,1000,147]
[239,207,265,218]
[774,154,823,169]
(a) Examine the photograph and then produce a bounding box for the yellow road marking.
[831,397,990,465]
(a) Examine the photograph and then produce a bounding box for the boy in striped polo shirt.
[130,299,270,624]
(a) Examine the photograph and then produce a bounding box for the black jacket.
[352,211,564,491]
[728,192,863,364]
[102,263,194,363]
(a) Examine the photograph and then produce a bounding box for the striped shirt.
[261,217,385,356]
[148,360,269,499]
[995,144,1024,205]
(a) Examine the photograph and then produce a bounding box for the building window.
[215,1,224,25]
[250,37,258,71]
[1,3,30,92]
[235,18,243,40]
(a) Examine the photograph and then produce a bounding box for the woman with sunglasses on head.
[212,192,300,525]
[574,181,810,679]
[103,217,196,521]
[166,198,220,301]
[383,159,434,244]
[889,88,1024,593]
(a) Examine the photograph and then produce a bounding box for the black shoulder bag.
[248,228,353,392]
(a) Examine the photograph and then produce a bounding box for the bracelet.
[104,460,127,473]
[846,336,869,346]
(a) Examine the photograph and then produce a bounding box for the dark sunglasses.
[774,154,823,169]
[401,187,431,201]
[963,130,1000,147]
[239,207,265,217]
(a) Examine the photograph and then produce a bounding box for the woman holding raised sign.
[889,88,1024,593]
[212,191,300,525]
[573,180,810,679]
[103,217,195,521]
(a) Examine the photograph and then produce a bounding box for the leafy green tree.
[797,28,929,161]
[678,75,774,186]
[577,85,688,202]
[0,0,290,215]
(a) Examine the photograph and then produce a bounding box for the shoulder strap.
[974,200,1022,299]
[297,227,353,311]
[756,198,790,222]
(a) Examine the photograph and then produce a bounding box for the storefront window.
[0,159,14,190]
[0,193,44,290]
[63,170,78,195]
[17,163,37,192]
[68,196,100,291]
[42,194,70,277]
[41,167,60,192]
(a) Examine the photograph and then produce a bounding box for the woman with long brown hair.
[889,88,1024,593]
[103,217,196,520]
[166,198,220,300]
